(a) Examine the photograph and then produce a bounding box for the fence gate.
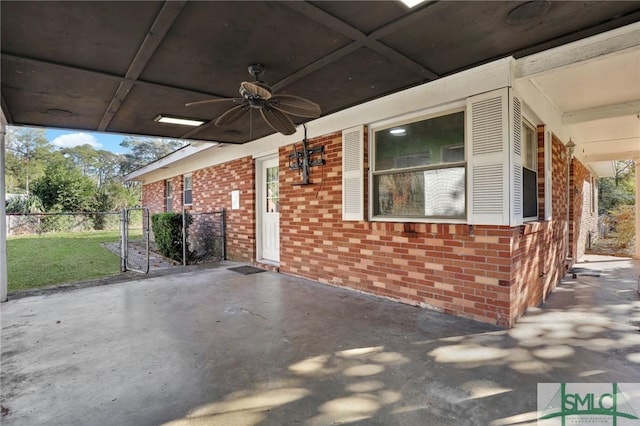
[121,208,150,274]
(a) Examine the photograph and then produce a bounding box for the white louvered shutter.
[544,130,552,221]
[509,91,523,226]
[342,126,364,221]
[467,88,524,226]
[466,89,510,225]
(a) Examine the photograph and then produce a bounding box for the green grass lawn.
[7,230,126,292]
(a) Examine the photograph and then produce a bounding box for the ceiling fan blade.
[269,94,321,118]
[260,107,296,135]
[240,81,272,100]
[185,98,243,107]
[215,104,250,127]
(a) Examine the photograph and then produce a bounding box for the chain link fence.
[6,211,124,236]
[182,210,226,265]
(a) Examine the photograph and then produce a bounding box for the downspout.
[565,138,576,266]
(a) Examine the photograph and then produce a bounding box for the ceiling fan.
[185,64,321,136]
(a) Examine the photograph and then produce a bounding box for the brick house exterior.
[127,58,601,328]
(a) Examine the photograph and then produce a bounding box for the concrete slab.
[1,256,639,425]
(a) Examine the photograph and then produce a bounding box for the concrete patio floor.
[1,255,639,426]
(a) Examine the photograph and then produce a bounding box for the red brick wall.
[278,132,516,327]
[139,128,589,328]
[141,156,256,262]
[571,159,598,260]
[142,180,165,214]
[171,176,183,212]
[510,133,570,323]
[192,156,256,262]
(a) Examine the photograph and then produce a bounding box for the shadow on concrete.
[1,255,638,425]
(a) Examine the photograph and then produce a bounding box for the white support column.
[1,109,7,302]
[635,161,640,259]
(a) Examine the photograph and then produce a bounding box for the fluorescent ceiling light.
[399,0,427,8]
[390,128,406,136]
[154,115,205,127]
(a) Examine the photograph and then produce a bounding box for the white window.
[165,180,173,212]
[522,120,538,220]
[183,174,192,206]
[371,110,465,219]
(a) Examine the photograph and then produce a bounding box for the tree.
[599,160,635,215]
[5,128,179,214]
[5,127,53,194]
[32,153,97,212]
[61,145,122,187]
[119,136,187,174]
[94,150,123,188]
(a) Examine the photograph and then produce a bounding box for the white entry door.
[259,156,280,262]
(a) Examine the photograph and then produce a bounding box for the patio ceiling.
[515,39,640,177]
[2,1,640,148]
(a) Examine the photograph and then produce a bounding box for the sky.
[45,128,133,154]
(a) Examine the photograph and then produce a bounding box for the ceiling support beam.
[1,52,226,106]
[272,44,360,92]
[513,21,640,79]
[276,1,438,92]
[0,94,13,124]
[563,100,640,124]
[583,151,640,162]
[98,1,187,131]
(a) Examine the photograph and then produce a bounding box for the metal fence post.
[221,208,226,260]
[182,209,187,266]
[120,208,127,272]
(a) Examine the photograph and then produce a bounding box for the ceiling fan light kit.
[186,64,321,137]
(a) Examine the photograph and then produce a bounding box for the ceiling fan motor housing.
[248,63,265,79]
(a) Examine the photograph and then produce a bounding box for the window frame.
[183,174,193,206]
[522,118,538,222]
[591,176,597,214]
[165,179,173,212]
[369,104,467,223]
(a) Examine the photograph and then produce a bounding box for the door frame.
[255,153,280,264]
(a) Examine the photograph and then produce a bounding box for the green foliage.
[151,212,192,263]
[609,205,635,249]
[102,181,141,210]
[5,194,45,214]
[5,127,53,193]
[5,127,180,220]
[33,154,97,212]
[120,136,187,174]
[41,214,95,233]
[60,145,122,186]
[598,160,635,215]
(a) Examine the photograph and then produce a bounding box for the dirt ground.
[586,233,635,257]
